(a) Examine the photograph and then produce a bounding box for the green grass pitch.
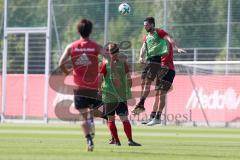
[1,123,240,160]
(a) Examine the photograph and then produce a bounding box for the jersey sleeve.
[143,35,146,43]
[156,29,168,38]
[99,62,107,77]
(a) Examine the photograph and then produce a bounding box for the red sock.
[108,121,120,142]
[123,120,132,141]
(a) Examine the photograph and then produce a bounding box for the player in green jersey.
[132,17,169,115]
[99,42,141,146]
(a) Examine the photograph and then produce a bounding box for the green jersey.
[145,31,168,59]
[102,60,131,103]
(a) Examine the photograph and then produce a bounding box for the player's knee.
[80,120,88,127]
[107,116,115,121]
[119,116,128,122]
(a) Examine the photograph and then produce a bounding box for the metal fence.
[1,0,240,125]
[0,0,240,74]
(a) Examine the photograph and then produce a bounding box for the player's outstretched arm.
[163,35,186,54]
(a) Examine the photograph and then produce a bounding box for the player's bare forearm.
[58,44,72,75]
[164,35,176,48]
[139,43,146,63]
[140,48,145,59]
[59,65,72,76]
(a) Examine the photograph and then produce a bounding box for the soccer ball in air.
[118,3,131,15]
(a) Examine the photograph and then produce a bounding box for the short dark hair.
[77,19,92,38]
[144,17,155,26]
[107,42,119,55]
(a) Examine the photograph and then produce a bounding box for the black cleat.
[128,140,142,146]
[115,141,121,146]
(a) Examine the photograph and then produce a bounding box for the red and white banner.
[1,74,240,123]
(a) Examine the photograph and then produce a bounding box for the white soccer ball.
[118,3,131,15]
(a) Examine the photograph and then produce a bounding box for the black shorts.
[155,69,175,91]
[141,56,161,81]
[104,102,128,116]
[74,89,102,110]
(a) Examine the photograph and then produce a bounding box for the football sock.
[150,111,156,119]
[123,120,132,141]
[156,111,162,120]
[108,121,120,142]
[138,97,146,106]
[85,134,92,140]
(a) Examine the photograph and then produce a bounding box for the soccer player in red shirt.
[58,19,105,151]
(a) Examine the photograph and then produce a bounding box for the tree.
[167,0,226,48]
